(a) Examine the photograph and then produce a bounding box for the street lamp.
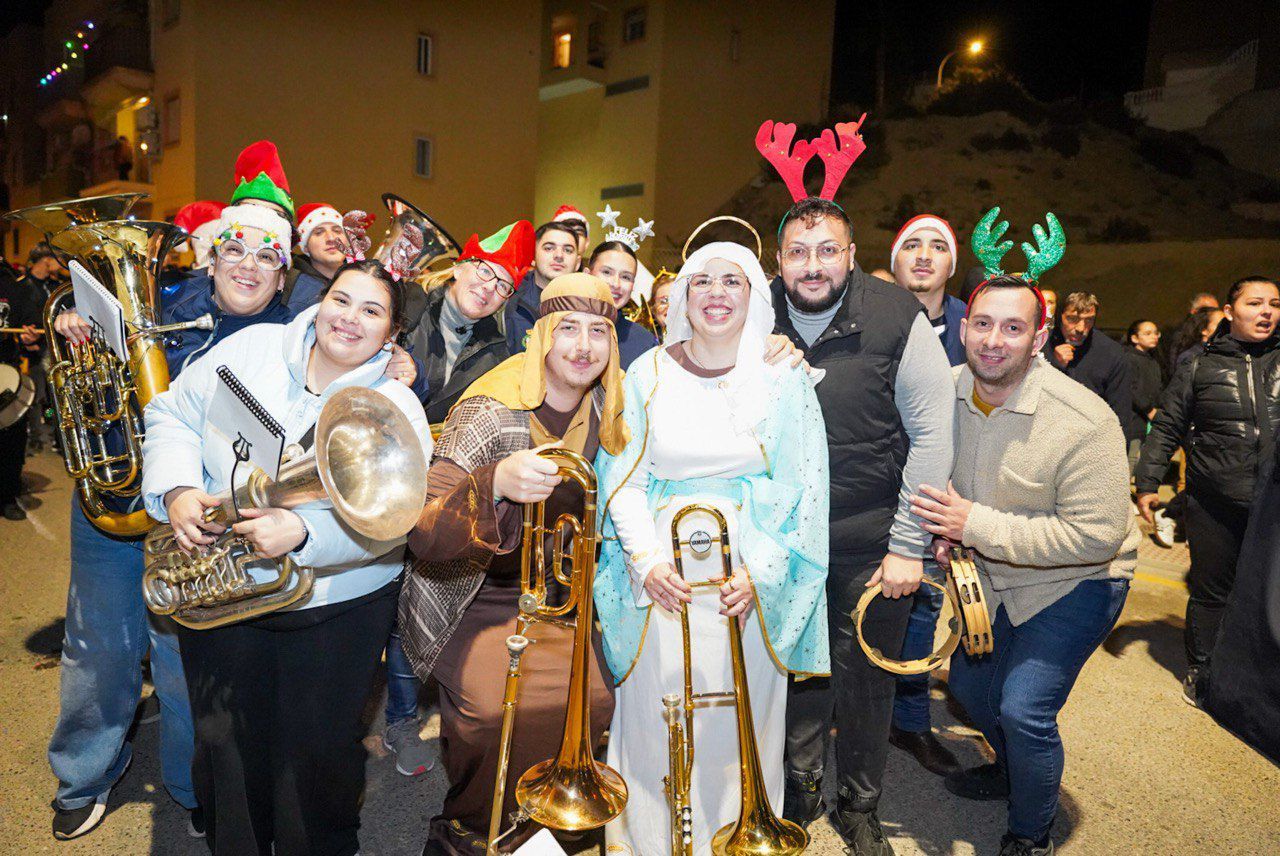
[937,39,985,89]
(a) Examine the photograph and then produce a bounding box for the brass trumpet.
[851,546,993,675]
[665,503,808,856]
[487,449,627,853]
[142,387,428,629]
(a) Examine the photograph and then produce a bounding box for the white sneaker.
[1153,509,1175,548]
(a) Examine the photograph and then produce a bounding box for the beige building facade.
[3,1,834,265]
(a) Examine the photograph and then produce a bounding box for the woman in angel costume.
[594,237,830,854]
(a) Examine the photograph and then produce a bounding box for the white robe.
[604,350,788,856]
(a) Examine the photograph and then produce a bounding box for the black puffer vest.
[772,266,922,562]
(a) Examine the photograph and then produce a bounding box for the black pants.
[1185,492,1250,671]
[179,578,399,856]
[784,556,912,811]
[0,417,28,505]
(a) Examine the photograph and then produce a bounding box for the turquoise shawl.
[594,350,831,683]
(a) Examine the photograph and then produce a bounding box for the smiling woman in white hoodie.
[141,259,430,856]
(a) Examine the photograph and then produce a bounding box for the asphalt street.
[1,450,1277,854]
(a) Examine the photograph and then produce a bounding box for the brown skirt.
[429,579,616,853]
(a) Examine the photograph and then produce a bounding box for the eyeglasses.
[780,243,849,268]
[215,238,285,271]
[688,273,747,292]
[653,296,670,308]
[466,259,515,298]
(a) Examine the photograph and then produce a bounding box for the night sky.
[831,0,1155,108]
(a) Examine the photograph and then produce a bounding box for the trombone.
[664,503,808,856]
[487,449,628,854]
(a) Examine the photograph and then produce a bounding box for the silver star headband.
[597,204,653,252]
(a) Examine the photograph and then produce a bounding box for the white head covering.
[665,241,777,434]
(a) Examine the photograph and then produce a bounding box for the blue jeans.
[893,563,945,733]
[385,625,421,725]
[950,578,1128,842]
[47,502,197,809]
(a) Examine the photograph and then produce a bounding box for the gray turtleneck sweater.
[439,290,477,386]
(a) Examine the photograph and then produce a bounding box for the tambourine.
[852,547,993,675]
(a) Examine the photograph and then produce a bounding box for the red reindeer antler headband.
[755,114,868,203]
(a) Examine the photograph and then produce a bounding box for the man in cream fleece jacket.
[910,275,1139,856]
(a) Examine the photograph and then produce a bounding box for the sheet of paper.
[68,260,128,362]
[207,366,285,481]
[512,829,568,855]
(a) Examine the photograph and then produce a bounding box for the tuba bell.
[142,387,428,629]
[374,193,462,280]
[487,449,627,853]
[4,194,211,535]
[664,503,808,856]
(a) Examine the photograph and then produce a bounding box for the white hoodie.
[142,305,432,610]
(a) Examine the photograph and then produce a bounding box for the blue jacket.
[503,269,541,354]
[160,274,295,379]
[938,293,967,367]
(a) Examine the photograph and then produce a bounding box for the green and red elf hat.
[229,140,294,220]
[456,220,535,286]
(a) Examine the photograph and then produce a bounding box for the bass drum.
[0,363,35,429]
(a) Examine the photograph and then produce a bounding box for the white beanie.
[296,203,344,254]
[890,214,957,277]
[214,203,293,269]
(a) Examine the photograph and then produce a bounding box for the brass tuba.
[664,503,808,855]
[142,387,428,629]
[4,194,210,535]
[374,193,461,279]
[487,449,628,853]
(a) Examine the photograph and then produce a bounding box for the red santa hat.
[296,203,344,253]
[174,200,225,269]
[552,204,589,240]
[890,214,958,277]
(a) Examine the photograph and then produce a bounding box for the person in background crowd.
[649,268,675,333]
[1123,319,1163,472]
[1046,292,1136,443]
[1158,292,1220,380]
[919,274,1137,856]
[886,214,967,777]
[18,242,64,452]
[164,201,226,293]
[0,260,39,519]
[504,221,582,353]
[551,203,590,258]
[1169,307,1222,375]
[1136,276,1280,708]
[284,203,351,310]
[584,239,658,369]
[113,136,133,181]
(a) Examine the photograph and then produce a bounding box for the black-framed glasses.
[466,259,515,298]
[688,273,748,292]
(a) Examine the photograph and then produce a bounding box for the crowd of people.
[0,121,1275,856]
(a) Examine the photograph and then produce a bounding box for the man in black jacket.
[16,243,64,450]
[0,261,39,519]
[283,202,348,311]
[1047,292,1136,442]
[774,198,955,855]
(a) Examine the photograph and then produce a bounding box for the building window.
[730,27,741,63]
[161,0,181,28]
[414,137,432,179]
[601,182,644,200]
[622,7,646,44]
[552,31,572,69]
[587,20,605,68]
[417,33,433,75]
[162,92,181,147]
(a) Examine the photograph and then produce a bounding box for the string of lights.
[38,20,96,87]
